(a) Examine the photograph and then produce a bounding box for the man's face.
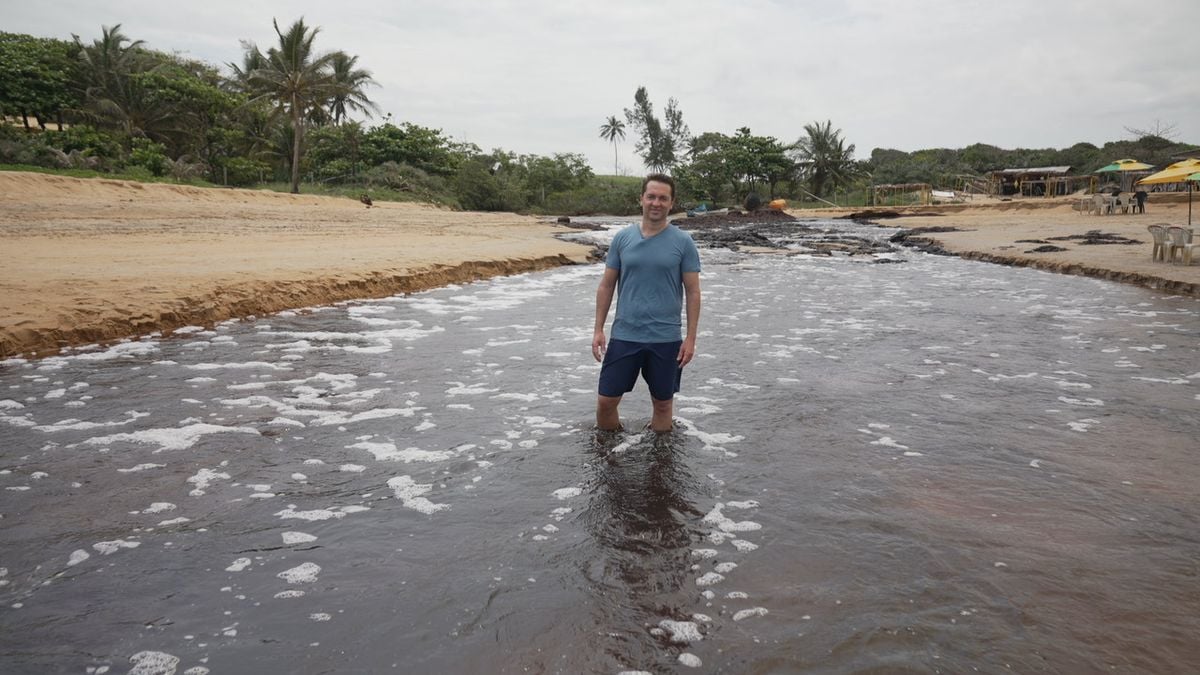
[640,181,674,221]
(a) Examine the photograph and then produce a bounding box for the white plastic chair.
[1092,193,1106,216]
[1146,224,1168,261]
[1165,226,1196,265]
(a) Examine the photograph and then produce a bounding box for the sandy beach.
[806,193,1200,293]
[0,172,591,358]
[2,171,1198,358]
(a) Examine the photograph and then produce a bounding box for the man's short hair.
[642,173,675,200]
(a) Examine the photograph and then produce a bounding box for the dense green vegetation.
[2,24,1195,214]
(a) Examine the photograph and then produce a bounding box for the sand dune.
[0,172,590,358]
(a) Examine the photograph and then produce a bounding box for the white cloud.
[6,0,1198,173]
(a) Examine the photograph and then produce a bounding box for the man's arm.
[678,271,701,366]
[592,267,619,362]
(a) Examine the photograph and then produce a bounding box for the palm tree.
[242,18,339,193]
[599,115,626,176]
[327,51,379,125]
[72,24,145,95]
[791,120,859,199]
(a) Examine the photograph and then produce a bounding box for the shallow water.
[2,220,1199,674]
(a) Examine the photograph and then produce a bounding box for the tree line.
[2,23,1195,214]
[604,87,1197,209]
[0,22,602,212]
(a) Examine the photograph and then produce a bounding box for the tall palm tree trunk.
[613,142,619,176]
[290,104,302,194]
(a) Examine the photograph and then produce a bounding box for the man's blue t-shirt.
[606,223,701,343]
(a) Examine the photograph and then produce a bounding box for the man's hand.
[677,335,696,367]
[592,330,607,363]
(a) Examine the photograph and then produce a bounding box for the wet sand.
[3,171,1198,358]
[802,194,1200,295]
[0,172,591,358]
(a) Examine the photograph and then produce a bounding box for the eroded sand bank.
[0,172,590,357]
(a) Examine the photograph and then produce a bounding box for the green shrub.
[217,157,270,187]
[129,137,169,176]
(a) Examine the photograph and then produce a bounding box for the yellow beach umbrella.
[1138,159,1200,226]
[1137,159,1200,185]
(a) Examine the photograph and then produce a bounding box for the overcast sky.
[8,0,1199,173]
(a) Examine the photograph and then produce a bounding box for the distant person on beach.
[592,173,702,432]
[1134,189,1147,214]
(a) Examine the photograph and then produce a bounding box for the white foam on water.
[1068,418,1099,432]
[732,607,769,621]
[1130,376,1190,385]
[83,423,259,452]
[67,549,90,566]
[552,487,582,500]
[659,619,703,643]
[387,475,449,514]
[310,613,332,621]
[493,392,539,402]
[157,517,190,526]
[414,420,436,431]
[226,382,269,391]
[282,532,317,545]
[42,341,161,367]
[871,436,909,450]
[43,388,65,399]
[185,361,291,371]
[696,572,725,586]
[714,562,738,574]
[187,468,231,496]
[726,591,749,599]
[226,558,252,572]
[185,377,216,383]
[446,382,499,396]
[1058,396,1104,407]
[691,549,719,559]
[118,463,165,473]
[93,539,140,555]
[0,399,25,410]
[339,464,366,473]
[703,503,762,533]
[275,506,347,521]
[277,562,321,584]
[128,651,179,675]
[274,590,305,598]
[678,653,703,668]
[143,502,176,514]
[0,414,36,428]
[673,417,743,453]
[725,500,758,510]
[348,441,454,463]
[1030,459,1043,468]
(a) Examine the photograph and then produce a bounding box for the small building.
[986,166,1091,197]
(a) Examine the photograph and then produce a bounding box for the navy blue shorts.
[598,338,683,401]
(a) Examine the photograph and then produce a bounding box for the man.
[592,173,702,432]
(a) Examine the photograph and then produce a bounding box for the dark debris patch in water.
[675,210,900,258]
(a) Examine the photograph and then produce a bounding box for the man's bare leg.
[650,398,674,432]
[596,394,623,430]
